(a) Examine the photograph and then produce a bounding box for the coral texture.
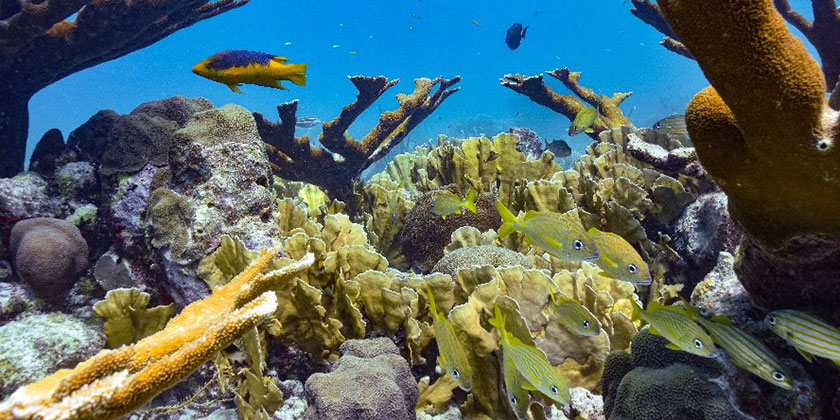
[0,2,246,177]
[9,218,88,301]
[658,0,840,310]
[303,338,418,420]
[254,75,461,203]
[0,248,314,420]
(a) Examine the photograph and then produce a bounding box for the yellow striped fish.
[682,300,793,389]
[549,290,601,336]
[765,310,840,366]
[502,350,531,419]
[496,200,599,262]
[652,114,690,144]
[425,289,473,391]
[630,299,716,357]
[489,303,571,404]
[587,228,652,286]
[432,189,477,219]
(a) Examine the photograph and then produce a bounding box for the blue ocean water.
[26,0,817,164]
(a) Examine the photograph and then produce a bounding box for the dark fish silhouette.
[295,117,321,128]
[486,151,500,162]
[544,139,572,158]
[505,23,528,50]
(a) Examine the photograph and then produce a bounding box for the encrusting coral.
[0,248,314,420]
[253,75,461,204]
[501,68,633,139]
[0,0,248,177]
[657,0,840,310]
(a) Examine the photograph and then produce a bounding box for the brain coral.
[9,217,89,301]
[401,186,500,272]
[431,244,532,279]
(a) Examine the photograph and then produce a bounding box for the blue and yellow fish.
[431,189,478,219]
[489,303,571,404]
[497,201,599,262]
[549,290,601,336]
[587,228,652,286]
[630,299,716,357]
[502,350,532,419]
[765,309,840,366]
[682,300,793,389]
[192,50,308,93]
[425,289,473,391]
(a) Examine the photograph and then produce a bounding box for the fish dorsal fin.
[272,56,289,63]
[710,315,732,325]
[665,342,681,351]
[795,347,815,363]
[647,301,664,313]
[521,381,538,391]
[523,210,540,221]
[586,227,603,236]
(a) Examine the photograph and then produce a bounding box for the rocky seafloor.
[0,95,836,420]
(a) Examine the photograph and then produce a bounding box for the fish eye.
[817,139,831,152]
[573,239,584,250]
[628,264,638,273]
[452,368,460,378]
[767,316,777,325]
[550,385,559,395]
[693,339,703,349]
[510,395,518,405]
[582,320,590,329]
[772,371,786,381]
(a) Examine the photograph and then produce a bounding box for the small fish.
[544,139,572,158]
[349,51,357,55]
[549,290,601,336]
[496,200,599,262]
[489,303,571,404]
[682,300,793,389]
[192,50,307,93]
[653,114,690,143]
[765,310,840,365]
[332,44,341,48]
[432,189,478,219]
[284,41,292,46]
[486,151,500,162]
[630,299,716,357]
[471,18,482,27]
[502,351,532,419]
[587,228,652,286]
[505,23,529,50]
[295,117,321,128]
[569,106,598,136]
[411,13,421,19]
[425,289,473,391]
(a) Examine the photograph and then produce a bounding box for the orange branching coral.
[253,75,460,203]
[0,0,249,177]
[0,249,315,420]
[658,0,840,309]
[501,68,633,139]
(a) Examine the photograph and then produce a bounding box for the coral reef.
[601,327,819,420]
[657,0,840,310]
[254,75,461,203]
[401,187,500,272]
[9,218,88,302]
[93,288,174,349]
[28,129,67,178]
[0,2,246,177]
[432,244,532,279]
[0,313,104,400]
[0,248,314,419]
[630,0,840,90]
[0,173,56,233]
[303,338,418,420]
[501,68,633,139]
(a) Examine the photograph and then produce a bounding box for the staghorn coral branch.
[501,68,633,139]
[630,0,678,39]
[662,37,693,59]
[0,250,315,420]
[254,75,460,203]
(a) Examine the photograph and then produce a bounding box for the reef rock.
[9,218,89,301]
[304,338,418,420]
[0,312,104,400]
[28,128,67,178]
[601,328,819,420]
[401,187,500,272]
[690,252,761,333]
[508,127,543,160]
[0,281,33,321]
[55,161,97,201]
[0,173,56,229]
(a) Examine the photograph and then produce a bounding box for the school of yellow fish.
[420,197,840,418]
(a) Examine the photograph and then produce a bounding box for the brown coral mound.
[401,187,500,273]
[9,217,88,301]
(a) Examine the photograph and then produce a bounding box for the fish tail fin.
[285,63,308,86]
[488,303,506,336]
[630,298,643,322]
[496,200,517,238]
[424,287,438,316]
[464,189,478,214]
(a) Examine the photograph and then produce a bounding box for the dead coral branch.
[254,75,461,202]
[501,68,633,139]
